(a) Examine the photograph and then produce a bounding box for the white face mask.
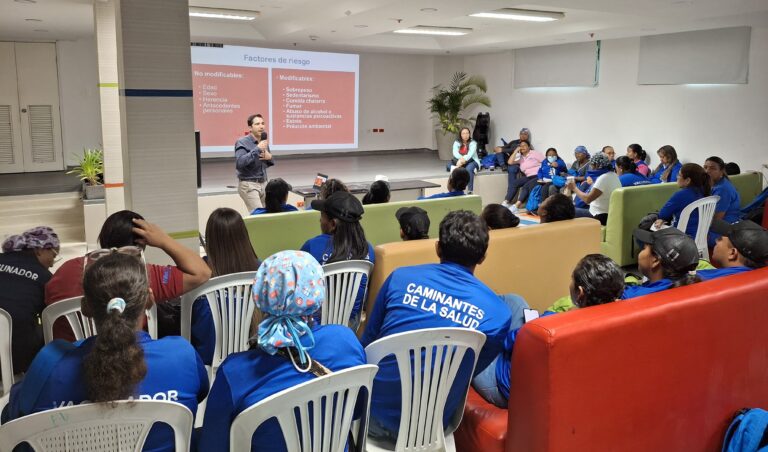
[547,156,557,163]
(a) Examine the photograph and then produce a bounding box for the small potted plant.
[67,148,104,200]
[428,71,491,161]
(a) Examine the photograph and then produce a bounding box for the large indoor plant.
[67,148,104,200]
[428,71,491,160]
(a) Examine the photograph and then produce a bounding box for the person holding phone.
[236,113,274,212]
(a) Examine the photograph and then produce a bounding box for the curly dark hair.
[438,210,489,267]
[319,178,348,200]
[82,253,148,403]
[571,254,625,308]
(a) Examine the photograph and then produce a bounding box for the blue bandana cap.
[574,145,590,156]
[252,250,326,365]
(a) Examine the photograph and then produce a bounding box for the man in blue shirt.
[236,113,274,212]
[418,167,469,199]
[699,219,768,281]
[361,210,512,444]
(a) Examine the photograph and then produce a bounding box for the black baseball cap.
[395,207,430,239]
[310,191,363,223]
[633,227,699,271]
[710,219,768,264]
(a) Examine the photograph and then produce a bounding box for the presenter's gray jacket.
[235,134,274,182]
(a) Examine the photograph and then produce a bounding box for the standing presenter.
[235,114,274,211]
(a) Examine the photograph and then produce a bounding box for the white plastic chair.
[231,364,379,452]
[364,328,486,452]
[321,260,374,327]
[0,393,8,423]
[0,308,13,396]
[0,400,193,451]
[676,195,720,259]
[41,296,158,344]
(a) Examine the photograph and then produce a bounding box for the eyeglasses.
[51,248,62,264]
[83,246,146,274]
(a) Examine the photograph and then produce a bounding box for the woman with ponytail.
[626,143,651,177]
[615,156,651,187]
[623,228,702,299]
[251,178,298,215]
[650,145,682,184]
[199,250,366,452]
[6,252,208,451]
[655,163,711,238]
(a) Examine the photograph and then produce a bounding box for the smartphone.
[523,309,540,323]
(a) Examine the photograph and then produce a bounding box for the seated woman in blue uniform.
[653,163,711,238]
[198,250,367,452]
[649,145,682,184]
[251,178,299,215]
[362,180,391,205]
[4,251,209,452]
[473,254,625,408]
[703,156,742,247]
[418,167,469,199]
[192,207,262,365]
[698,219,768,281]
[615,156,651,187]
[301,191,374,329]
[623,228,701,299]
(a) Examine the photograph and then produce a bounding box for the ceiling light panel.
[189,7,259,21]
[393,26,472,36]
[470,8,564,22]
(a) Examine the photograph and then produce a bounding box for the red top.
[459,144,468,156]
[45,256,184,341]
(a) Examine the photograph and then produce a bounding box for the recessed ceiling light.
[354,24,368,28]
[14,0,37,3]
[420,8,438,12]
[25,18,42,22]
[188,7,259,21]
[470,8,564,22]
[393,25,472,36]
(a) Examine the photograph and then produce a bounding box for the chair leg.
[445,432,457,452]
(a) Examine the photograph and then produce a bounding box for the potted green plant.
[428,71,491,161]
[67,148,104,200]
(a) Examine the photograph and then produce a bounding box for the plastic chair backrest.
[42,297,158,344]
[321,260,374,327]
[230,364,379,452]
[364,328,486,452]
[0,393,8,422]
[180,272,256,372]
[677,195,720,258]
[0,400,193,451]
[0,308,13,395]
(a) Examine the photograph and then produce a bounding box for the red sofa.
[455,267,768,451]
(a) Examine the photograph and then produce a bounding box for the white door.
[0,42,25,173]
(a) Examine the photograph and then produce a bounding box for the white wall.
[57,38,102,167]
[460,27,768,175]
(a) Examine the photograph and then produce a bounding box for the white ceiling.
[2,0,768,54]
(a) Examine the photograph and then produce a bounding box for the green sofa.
[602,172,763,266]
[244,195,482,259]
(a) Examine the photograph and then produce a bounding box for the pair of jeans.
[506,172,536,203]
[575,207,608,225]
[495,151,510,168]
[465,160,479,191]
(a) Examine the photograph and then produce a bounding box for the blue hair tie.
[106,297,126,314]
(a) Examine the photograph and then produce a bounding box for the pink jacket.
[517,150,544,177]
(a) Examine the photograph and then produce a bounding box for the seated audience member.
[362,180,391,205]
[301,191,374,328]
[482,203,520,229]
[199,251,365,452]
[704,156,742,247]
[653,163,711,238]
[503,140,544,210]
[251,178,298,215]
[306,178,349,210]
[361,211,512,445]
[615,156,651,187]
[493,127,531,170]
[5,252,208,451]
[626,144,650,177]
[538,193,576,223]
[530,147,567,206]
[567,153,621,226]
[623,228,701,299]
[0,227,59,373]
[725,162,741,176]
[569,146,591,183]
[45,210,211,341]
[473,254,624,408]
[698,219,768,281]
[192,208,261,365]
[395,206,430,240]
[419,167,470,199]
[650,145,682,184]
[452,127,481,193]
[602,145,616,168]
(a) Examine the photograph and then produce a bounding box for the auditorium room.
[1,0,767,450]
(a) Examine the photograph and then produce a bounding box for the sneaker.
[501,164,509,172]
[467,190,473,195]
[488,165,496,171]
[508,204,519,213]
[502,200,510,207]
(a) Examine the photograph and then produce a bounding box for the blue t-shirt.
[251,204,299,215]
[619,173,651,187]
[418,190,465,200]
[360,262,512,432]
[659,187,704,238]
[300,234,375,319]
[650,161,682,184]
[621,279,674,300]
[712,178,742,223]
[198,325,366,452]
[698,266,751,281]
[7,333,208,452]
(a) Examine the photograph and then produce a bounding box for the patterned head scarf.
[589,152,613,170]
[252,250,325,368]
[2,226,60,253]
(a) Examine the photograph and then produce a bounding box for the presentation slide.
[191,45,359,154]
